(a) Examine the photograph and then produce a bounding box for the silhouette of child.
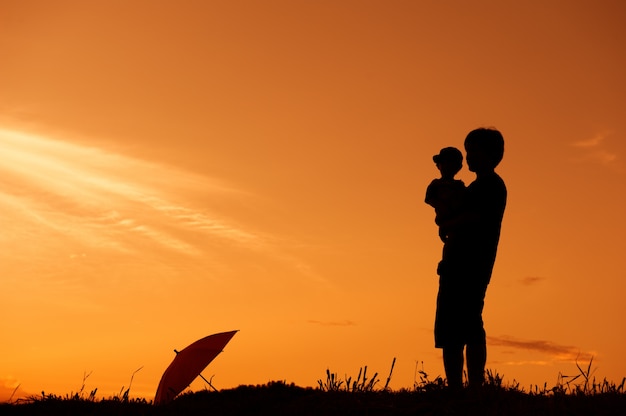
[425,147,465,242]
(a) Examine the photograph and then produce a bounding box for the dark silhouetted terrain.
[2,380,626,415]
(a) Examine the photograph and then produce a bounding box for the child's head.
[433,147,463,178]
[464,128,504,173]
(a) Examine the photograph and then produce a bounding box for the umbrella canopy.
[154,330,238,404]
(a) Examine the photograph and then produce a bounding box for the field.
[2,368,626,416]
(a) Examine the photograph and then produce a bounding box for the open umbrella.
[154,330,238,404]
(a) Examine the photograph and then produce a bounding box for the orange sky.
[1,0,625,401]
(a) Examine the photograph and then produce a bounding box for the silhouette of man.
[433,128,507,390]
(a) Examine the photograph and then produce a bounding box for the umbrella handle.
[173,349,218,392]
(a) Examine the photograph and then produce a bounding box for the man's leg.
[466,286,487,388]
[466,341,486,387]
[443,345,464,390]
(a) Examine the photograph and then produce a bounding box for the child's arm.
[425,180,438,208]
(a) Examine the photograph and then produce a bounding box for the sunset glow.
[1,0,625,401]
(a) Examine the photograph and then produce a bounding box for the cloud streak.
[571,134,605,148]
[307,319,357,327]
[488,335,595,362]
[519,276,546,286]
[0,127,261,257]
[570,131,619,166]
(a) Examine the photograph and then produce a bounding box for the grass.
[316,357,396,392]
[2,359,626,415]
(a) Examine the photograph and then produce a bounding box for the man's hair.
[464,128,504,167]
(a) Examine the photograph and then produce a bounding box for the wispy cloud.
[519,276,546,286]
[488,335,595,362]
[489,360,552,367]
[307,319,357,327]
[570,131,619,166]
[571,134,606,148]
[0,125,331,298]
[0,127,261,256]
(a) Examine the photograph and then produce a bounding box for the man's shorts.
[434,273,487,348]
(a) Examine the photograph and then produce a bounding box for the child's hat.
[433,147,463,164]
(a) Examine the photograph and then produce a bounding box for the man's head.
[464,128,504,173]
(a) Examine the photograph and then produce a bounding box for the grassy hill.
[2,377,626,416]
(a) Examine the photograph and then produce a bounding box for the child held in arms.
[425,147,465,243]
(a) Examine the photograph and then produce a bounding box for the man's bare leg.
[443,346,464,390]
[467,341,486,388]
